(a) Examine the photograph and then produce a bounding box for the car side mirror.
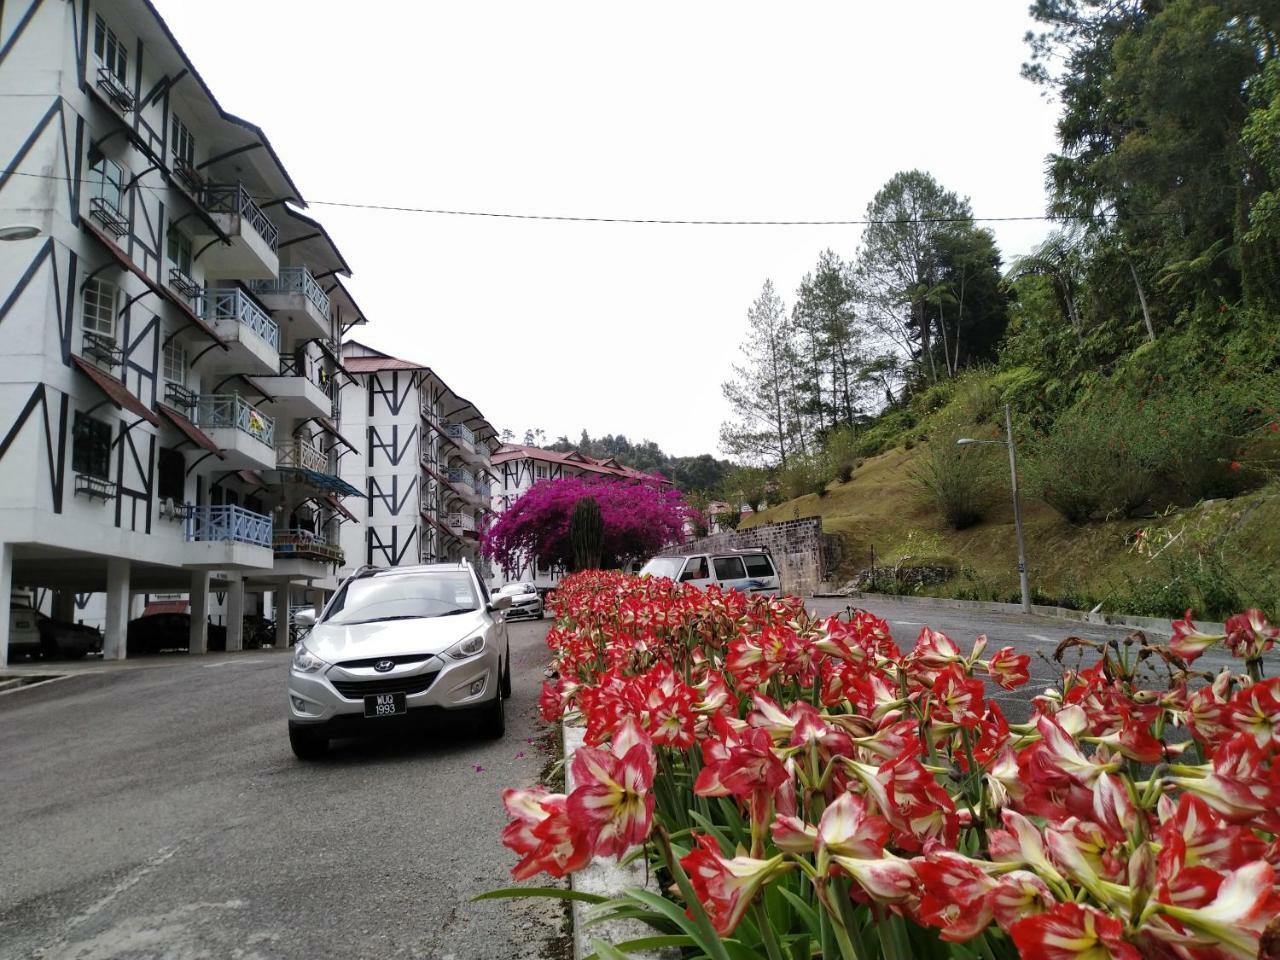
[294,610,316,627]
[488,595,512,612]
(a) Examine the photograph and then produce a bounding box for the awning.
[238,469,266,488]
[71,357,161,426]
[324,495,359,523]
[142,600,188,617]
[315,416,357,451]
[156,403,224,457]
[274,467,363,497]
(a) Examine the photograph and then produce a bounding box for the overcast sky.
[153,1,1061,457]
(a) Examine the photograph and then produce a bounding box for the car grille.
[331,671,440,700]
[336,653,433,669]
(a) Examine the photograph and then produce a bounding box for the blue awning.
[275,467,363,498]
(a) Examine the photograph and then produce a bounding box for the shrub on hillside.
[908,424,994,530]
[822,424,859,483]
[780,454,827,500]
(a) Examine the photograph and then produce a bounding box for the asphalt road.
[0,618,565,960]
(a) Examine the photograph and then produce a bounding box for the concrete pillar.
[53,589,75,622]
[188,570,210,655]
[103,558,130,660]
[0,543,12,668]
[225,576,244,652]
[275,584,291,648]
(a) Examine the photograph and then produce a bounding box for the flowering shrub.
[494,571,1280,960]
[481,476,688,576]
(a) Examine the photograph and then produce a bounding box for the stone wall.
[677,517,840,597]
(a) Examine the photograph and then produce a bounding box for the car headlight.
[292,642,329,674]
[446,633,486,660]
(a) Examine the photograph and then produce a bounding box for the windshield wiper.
[340,614,425,625]
[436,607,477,617]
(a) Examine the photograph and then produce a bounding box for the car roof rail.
[350,564,382,579]
[726,546,771,555]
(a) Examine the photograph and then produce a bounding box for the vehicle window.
[712,556,746,581]
[322,572,479,625]
[638,557,683,580]
[681,556,710,581]
[743,554,775,578]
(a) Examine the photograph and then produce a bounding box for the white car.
[7,602,41,658]
[495,582,544,619]
[639,548,781,596]
[286,562,511,759]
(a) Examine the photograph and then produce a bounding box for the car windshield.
[499,583,534,595]
[639,557,684,580]
[322,572,479,625]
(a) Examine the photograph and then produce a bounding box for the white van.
[639,548,781,596]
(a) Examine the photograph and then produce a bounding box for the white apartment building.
[0,0,370,664]
[337,342,496,578]
[489,444,673,587]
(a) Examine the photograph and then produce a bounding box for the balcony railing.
[96,66,134,111]
[168,266,203,302]
[445,422,475,448]
[74,473,117,501]
[447,467,475,491]
[185,504,273,548]
[249,266,329,316]
[277,355,334,397]
[203,288,279,351]
[163,381,197,411]
[191,394,275,446]
[203,183,279,252]
[272,528,343,565]
[277,439,328,473]
[173,158,204,196]
[474,481,492,501]
[89,196,128,237]
[446,512,476,534]
[83,330,122,369]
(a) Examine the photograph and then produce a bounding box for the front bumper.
[505,600,542,618]
[287,648,498,729]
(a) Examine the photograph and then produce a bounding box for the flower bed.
[494,571,1280,959]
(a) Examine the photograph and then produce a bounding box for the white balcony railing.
[446,512,476,534]
[277,440,328,473]
[203,183,279,251]
[203,288,280,351]
[190,394,275,446]
[249,266,329,316]
[185,504,273,548]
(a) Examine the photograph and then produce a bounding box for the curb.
[810,591,1225,637]
[563,723,678,960]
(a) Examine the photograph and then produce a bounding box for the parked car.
[638,548,781,596]
[495,581,544,619]
[286,562,511,759]
[126,613,227,656]
[7,602,42,659]
[36,614,102,659]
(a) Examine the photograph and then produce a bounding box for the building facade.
[338,342,496,579]
[0,0,369,664]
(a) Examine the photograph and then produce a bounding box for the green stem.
[752,900,786,960]
[653,826,734,960]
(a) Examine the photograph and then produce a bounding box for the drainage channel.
[0,674,66,694]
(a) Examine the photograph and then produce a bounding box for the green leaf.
[589,938,637,960]
[472,886,607,905]
[776,888,820,939]
[583,935,697,960]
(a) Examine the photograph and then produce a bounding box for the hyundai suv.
[286,562,511,759]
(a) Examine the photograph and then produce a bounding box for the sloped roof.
[491,444,672,485]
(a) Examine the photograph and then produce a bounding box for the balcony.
[74,473,117,501]
[88,195,128,238]
[447,467,475,491]
[96,66,135,112]
[248,266,331,341]
[82,330,122,371]
[276,439,328,473]
[442,421,489,467]
[193,183,279,279]
[446,512,477,539]
[184,504,274,570]
[200,288,279,375]
[188,393,276,470]
[272,528,344,579]
[258,355,332,421]
[168,266,203,304]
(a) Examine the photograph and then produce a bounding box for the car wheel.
[500,653,512,699]
[64,648,87,660]
[477,686,505,740]
[289,725,329,760]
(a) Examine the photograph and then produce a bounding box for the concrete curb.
[563,723,678,960]
[811,591,1226,638]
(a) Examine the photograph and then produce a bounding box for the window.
[162,340,185,384]
[82,277,117,337]
[680,556,710,582]
[170,115,195,168]
[743,554,776,579]
[322,571,479,625]
[157,448,184,502]
[244,494,264,516]
[87,153,125,211]
[93,15,127,83]
[72,413,112,480]
[166,222,192,274]
[712,556,747,581]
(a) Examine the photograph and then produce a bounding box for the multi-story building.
[489,443,673,587]
[0,0,368,664]
[337,342,496,577]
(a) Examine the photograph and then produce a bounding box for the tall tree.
[720,280,799,467]
[793,250,861,426]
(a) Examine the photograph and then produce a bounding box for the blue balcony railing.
[203,288,280,351]
[249,266,330,316]
[444,422,475,448]
[185,505,273,548]
[191,394,275,446]
[447,467,475,490]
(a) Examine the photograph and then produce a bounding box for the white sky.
[153,0,1061,457]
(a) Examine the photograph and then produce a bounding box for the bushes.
[780,454,828,499]
[822,424,859,483]
[908,423,994,530]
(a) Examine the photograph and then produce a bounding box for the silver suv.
[286,562,511,759]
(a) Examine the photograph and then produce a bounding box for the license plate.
[363,692,406,718]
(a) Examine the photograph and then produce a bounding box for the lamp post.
[957,403,1030,613]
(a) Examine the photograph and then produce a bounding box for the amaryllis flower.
[1169,733,1280,831]
[905,626,963,682]
[694,725,789,800]
[1154,860,1280,960]
[679,834,786,935]
[1008,902,1140,960]
[501,788,593,879]
[815,791,891,863]
[1158,794,1267,873]
[929,664,986,729]
[911,850,996,941]
[1229,678,1280,749]
[1224,609,1279,660]
[1169,610,1225,662]
[830,853,918,905]
[987,646,1032,690]
[990,870,1057,932]
[566,716,656,858]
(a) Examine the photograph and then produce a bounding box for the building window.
[93,14,127,83]
[87,153,125,211]
[171,115,195,168]
[82,277,117,338]
[162,340,185,384]
[158,448,184,502]
[166,222,192,274]
[72,413,112,480]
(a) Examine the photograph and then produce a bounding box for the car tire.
[500,653,512,699]
[64,648,87,660]
[477,687,505,740]
[289,725,329,760]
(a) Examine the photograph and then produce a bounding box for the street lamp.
[957,403,1031,613]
